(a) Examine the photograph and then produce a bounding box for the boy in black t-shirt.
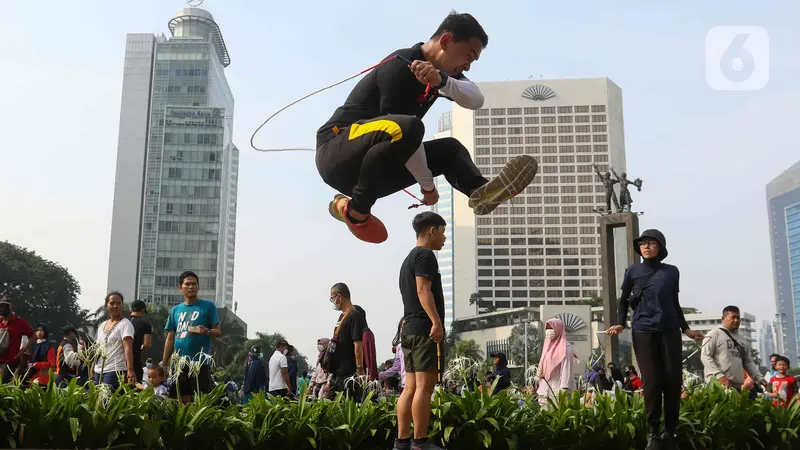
[393,212,447,450]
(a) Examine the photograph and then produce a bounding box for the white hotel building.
[448,78,627,320]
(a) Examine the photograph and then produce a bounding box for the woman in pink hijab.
[536,318,575,408]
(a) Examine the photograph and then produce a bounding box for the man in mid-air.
[315,11,538,244]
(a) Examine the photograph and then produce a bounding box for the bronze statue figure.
[593,164,620,213]
[610,167,642,212]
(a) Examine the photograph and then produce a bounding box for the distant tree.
[0,241,90,338]
[508,322,542,369]
[469,292,482,315]
[681,307,700,315]
[577,296,604,307]
[446,339,484,364]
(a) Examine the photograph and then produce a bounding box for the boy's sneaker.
[468,155,538,215]
[391,439,411,450]
[411,439,445,450]
[660,431,678,450]
[328,194,388,244]
[645,433,661,450]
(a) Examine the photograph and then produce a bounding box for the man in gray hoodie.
[701,305,766,390]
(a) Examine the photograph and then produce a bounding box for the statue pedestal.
[599,212,641,367]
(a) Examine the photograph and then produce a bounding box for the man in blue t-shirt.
[162,270,221,403]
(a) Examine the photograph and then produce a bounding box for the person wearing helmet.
[605,229,704,450]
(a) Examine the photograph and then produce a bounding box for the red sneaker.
[328,194,388,244]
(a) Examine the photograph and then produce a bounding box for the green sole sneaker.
[468,155,538,215]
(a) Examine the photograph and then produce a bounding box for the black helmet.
[633,229,668,260]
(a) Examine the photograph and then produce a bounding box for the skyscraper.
[449,78,627,318]
[107,8,238,308]
[767,160,800,363]
[760,320,776,363]
[431,112,455,330]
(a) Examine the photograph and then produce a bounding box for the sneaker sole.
[328,194,348,223]
[469,155,538,215]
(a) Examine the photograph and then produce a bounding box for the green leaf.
[444,426,455,442]
[69,417,80,442]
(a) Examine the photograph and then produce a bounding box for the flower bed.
[1,381,798,450]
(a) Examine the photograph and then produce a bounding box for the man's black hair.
[431,10,489,48]
[412,211,446,237]
[775,355,791,366]
[105,291,124,306]
[331,282,350,299]
[179,271,199,285]
[770,353,780,360]
[722,305,740,316]
[276,340,289,349]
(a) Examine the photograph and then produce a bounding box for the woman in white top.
[536,317,576,408]
[92,292,135,390]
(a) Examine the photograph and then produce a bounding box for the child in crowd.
[137,365,169,398]
[378,375,401,401]
[766,355,797,408]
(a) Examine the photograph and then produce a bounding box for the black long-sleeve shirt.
[617,261,689,333]
[316,43,464,145]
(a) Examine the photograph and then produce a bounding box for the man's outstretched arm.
[439,75,484,110]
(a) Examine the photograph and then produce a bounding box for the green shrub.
[0,381,799,450]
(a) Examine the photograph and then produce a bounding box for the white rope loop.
[249,56,399,153]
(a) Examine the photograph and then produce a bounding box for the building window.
[476,109,489,116]
[491,108,506,115]
[591,105,606,113]
[524,107,538,114]
[525,116,539,124]
[558,106,573,114]
[508,107,522,115]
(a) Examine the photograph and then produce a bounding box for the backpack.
[0,320,10,356]
[321,309,352,373]
[362,328,378,381]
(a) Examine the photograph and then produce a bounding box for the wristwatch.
[435,71,449,89]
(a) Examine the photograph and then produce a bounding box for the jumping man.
[315,12,538,244]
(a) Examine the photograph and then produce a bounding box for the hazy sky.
[1,1,798,362]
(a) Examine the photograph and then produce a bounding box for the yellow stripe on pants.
[348,120,404,143]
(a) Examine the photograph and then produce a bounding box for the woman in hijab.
[309,337,331,398]
[488,352,512,395]
[29,322,56,386]
[536,318,575,407]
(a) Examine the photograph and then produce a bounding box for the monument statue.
[610,167,643,212]
[593,164,620,213]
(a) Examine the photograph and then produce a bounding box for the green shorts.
[401,334,440,374]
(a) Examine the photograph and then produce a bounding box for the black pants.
[268,388,289,397]
[632,329,683,435]
[326,373,362,400]
[316,114,488,214]
[134,363,144,384]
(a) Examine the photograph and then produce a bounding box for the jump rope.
[249,54,433,209]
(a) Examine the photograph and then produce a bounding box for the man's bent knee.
[391,115,425,146]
